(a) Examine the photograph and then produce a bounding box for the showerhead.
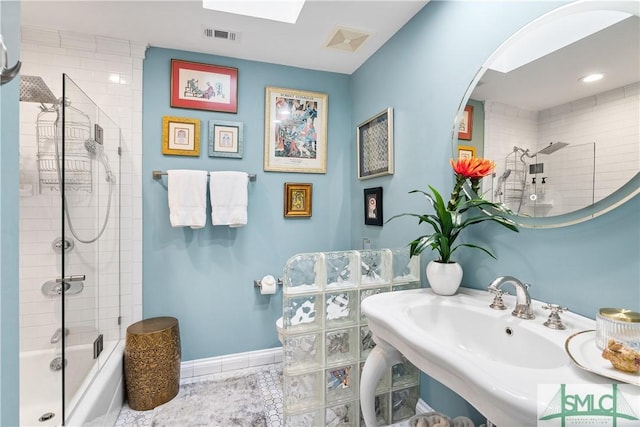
[19,75,58,104]
[84,138,103,154]
[536,142,569,155]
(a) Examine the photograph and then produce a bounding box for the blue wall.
[350,0,639,422]
[142,48,351,361]
[0,1,21,425]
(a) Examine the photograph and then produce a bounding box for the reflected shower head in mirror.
[536,142,569,155]
[494,169,512,198]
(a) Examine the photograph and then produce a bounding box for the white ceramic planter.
[426,260,463,295]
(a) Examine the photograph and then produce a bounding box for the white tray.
[565,330,639,386]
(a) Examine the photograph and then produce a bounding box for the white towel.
[209,171,249,227]
[167,170,208,229]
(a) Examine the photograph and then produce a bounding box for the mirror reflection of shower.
[20,75,114,243]
[494,142,579,216]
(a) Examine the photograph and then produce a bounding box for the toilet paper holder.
[254,276,283,288]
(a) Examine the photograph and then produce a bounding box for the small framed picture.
[458,105,473,140]
[457,145,476,160]
[170,59,238,113]
[357,108,394,180]
[162,116,200,156]
[284,183,312,218]
[208,120,244,158]
[364,187,383,226]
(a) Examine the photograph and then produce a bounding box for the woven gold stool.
[124,316,181,411]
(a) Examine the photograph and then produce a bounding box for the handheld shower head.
[494,169,512,199]
[84,138,103,154]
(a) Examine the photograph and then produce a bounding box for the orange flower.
[450,157,496,179]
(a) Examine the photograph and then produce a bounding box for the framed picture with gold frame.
[284,182,312,217]
[162,116,201,156]
[264,86,328,173]
[457,145,476,160]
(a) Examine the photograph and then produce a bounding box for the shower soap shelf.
[36,114,93,193]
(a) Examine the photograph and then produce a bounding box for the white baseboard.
[180,346,283,380]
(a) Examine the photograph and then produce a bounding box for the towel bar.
[152,170,256,181]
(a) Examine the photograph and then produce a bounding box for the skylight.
[202,0,305,24]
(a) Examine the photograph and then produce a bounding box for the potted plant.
[390,157,518,295]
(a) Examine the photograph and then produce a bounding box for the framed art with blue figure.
[264,87,328,173]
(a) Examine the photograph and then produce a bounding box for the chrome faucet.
[51,327,69,344]
[487,276,535,319]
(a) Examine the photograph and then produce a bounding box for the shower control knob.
[52,237,74,253]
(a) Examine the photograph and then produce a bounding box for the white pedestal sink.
[359,288,639,426]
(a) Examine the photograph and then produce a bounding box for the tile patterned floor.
[115,363,283,427]
[115,362,410,427]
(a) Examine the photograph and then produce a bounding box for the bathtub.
[20,340,124,427]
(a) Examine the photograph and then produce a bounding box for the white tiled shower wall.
[484,82,639,215]
[19,26,145,352]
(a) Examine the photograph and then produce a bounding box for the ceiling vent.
[325,27,370,53]
[202,27,240,42]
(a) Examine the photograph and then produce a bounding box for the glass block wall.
[281,248,421,426]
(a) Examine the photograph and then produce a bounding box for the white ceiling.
[20,2,639,110]
[20,0,429,75]
[472,15,640,111]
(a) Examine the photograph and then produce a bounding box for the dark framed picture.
[458,105,473,140]
[284,183,312,217]
[208,120,243,158]
[161,116,200,156]
[364,187,383,226]
[170,59,238,113]
[357,108,394,180]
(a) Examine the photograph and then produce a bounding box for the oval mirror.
[453,1,639,228]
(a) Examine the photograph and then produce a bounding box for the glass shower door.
[61,74,121,422]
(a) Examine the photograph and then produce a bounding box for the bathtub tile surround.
[19,27,145,353]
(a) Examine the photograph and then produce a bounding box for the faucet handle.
[488,288,507,310]
[542,304,568,329]
[542,303,567,313]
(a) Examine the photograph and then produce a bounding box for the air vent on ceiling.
[325,27,370,53]
[202,27,240,42]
